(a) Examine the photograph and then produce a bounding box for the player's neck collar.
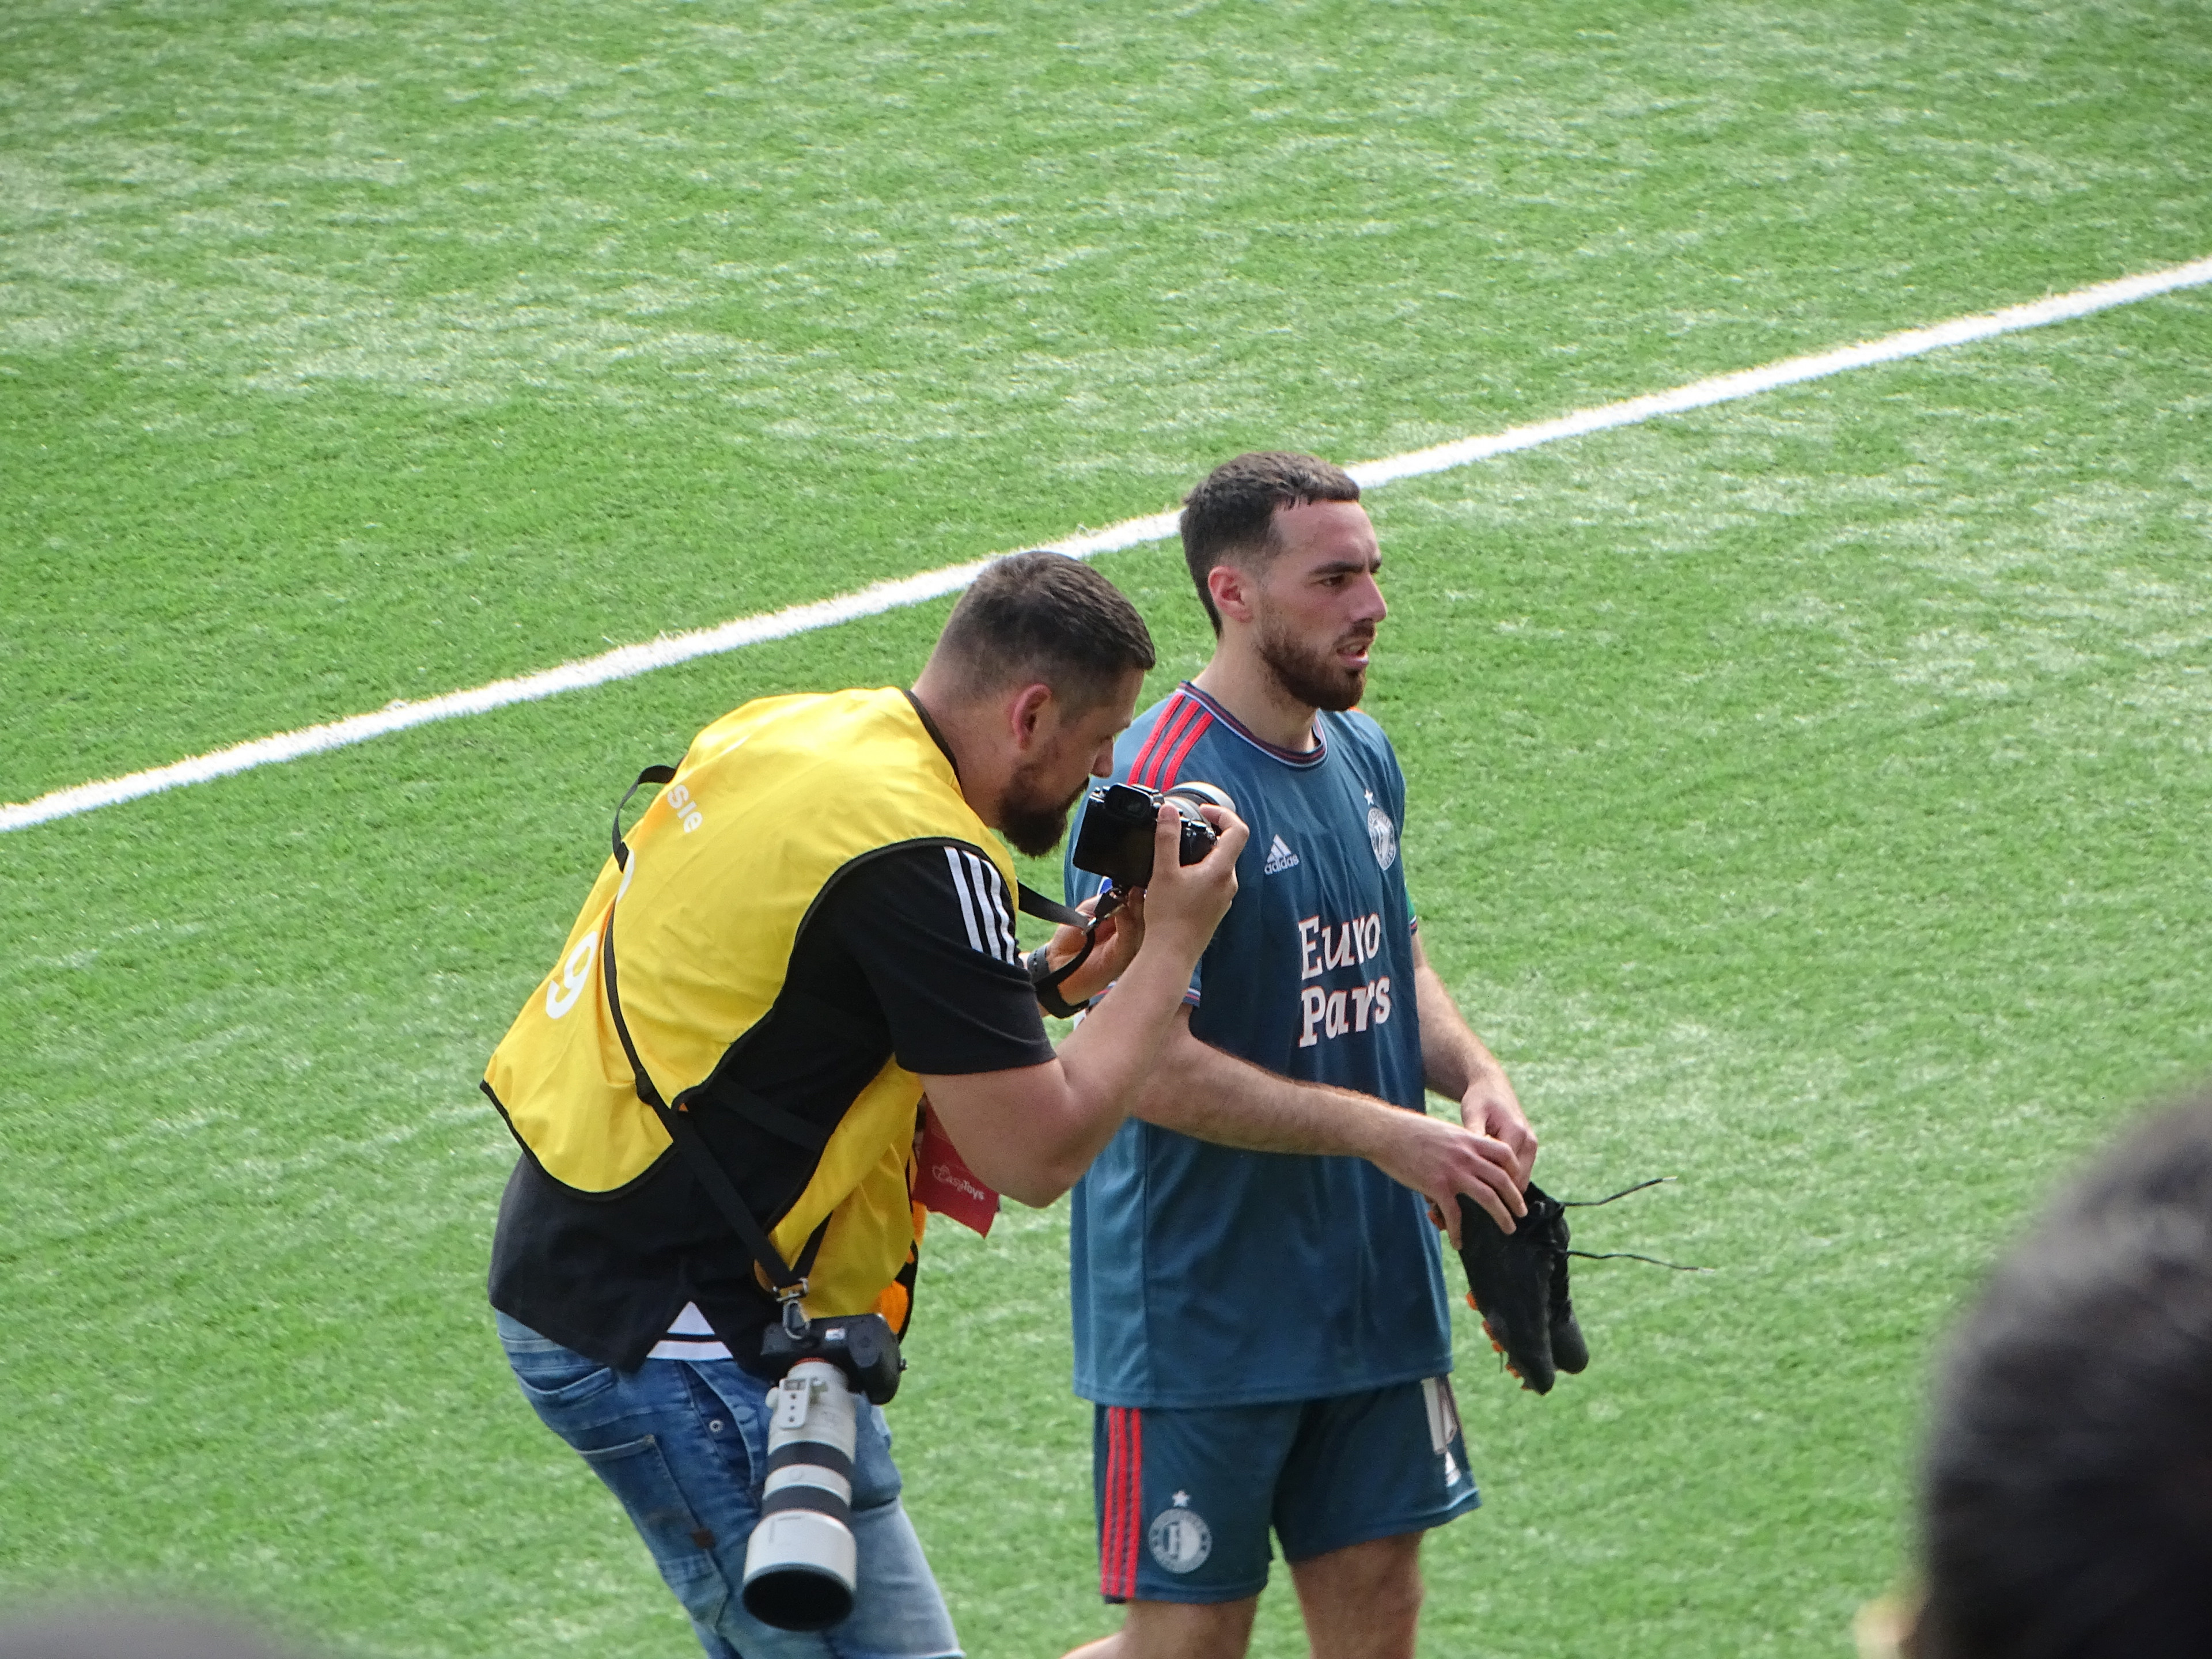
[1178,681,1328,768]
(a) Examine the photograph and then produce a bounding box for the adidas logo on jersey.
[1263,835,1301,874]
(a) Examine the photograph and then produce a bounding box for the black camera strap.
[1016,884,1087,931]
[599,766,824,1297]
[1014,882,1124,1016]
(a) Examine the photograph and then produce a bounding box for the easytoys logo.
[1294,912,1392,1049]
[930,1161,991,1205]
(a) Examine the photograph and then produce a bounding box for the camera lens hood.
[1162,781,1235,816]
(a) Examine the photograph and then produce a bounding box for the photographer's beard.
[998,757,1084,857]
[1256,610,1373,714]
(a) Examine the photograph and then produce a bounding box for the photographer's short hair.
[1913,1089,2212,1658]
[931,551,1154,710]
[1179,452,1361,634]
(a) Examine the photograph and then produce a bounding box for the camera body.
[741,1313,904,1631]
[1071,780,1233,891]
[759,1310,903,1406]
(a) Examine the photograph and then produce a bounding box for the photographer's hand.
[1138,800,1245,960]
[1043,891,1145,1009]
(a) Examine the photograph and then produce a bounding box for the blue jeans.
[497,1312,963,1659]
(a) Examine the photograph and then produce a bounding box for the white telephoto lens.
[743,1360,862,1631]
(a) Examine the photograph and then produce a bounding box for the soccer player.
[1062,453,1537,1659]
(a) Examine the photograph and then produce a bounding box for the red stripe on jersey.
[1124,696,1188,793]
[1132,695,1199,792]
[1152,710,1214,792]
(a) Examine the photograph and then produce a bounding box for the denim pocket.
[507,1352,618,1410]
[580,1433,733,1624]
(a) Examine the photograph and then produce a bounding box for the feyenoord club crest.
[1367,804,1397,871]
[1148,1492,1212,1574]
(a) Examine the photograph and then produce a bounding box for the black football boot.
[1522,1183,1589,1374]
[1455,1194,1555,1393]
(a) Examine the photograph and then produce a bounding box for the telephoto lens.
[741,1359,862,1630]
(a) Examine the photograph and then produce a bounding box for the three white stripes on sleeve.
[944,846,1022,966]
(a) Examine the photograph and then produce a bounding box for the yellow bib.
[482,688,1017,1321]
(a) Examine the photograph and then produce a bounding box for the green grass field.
[6,2,2212,1655]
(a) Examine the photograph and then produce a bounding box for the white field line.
[7,253,2211,836]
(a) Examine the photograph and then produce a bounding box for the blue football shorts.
[1091,1377,1479,1604]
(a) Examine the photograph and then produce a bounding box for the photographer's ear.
[1005,681,1056,753]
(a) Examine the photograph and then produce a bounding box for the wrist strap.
[1024,945,1089,1017]
[1015,882,1123,1016]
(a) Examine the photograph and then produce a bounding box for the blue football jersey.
[1065,681,1453,1408]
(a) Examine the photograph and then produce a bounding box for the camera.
[1071,781,1234,891]
[740,1312,904,1631]
[758,1310,903,1406]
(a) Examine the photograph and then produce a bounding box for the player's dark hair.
[1910,1089,2212,1659]
[1179,451,1361,634]
[931,550,1155,710]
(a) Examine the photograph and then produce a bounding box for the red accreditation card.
[913,1102,1000,1236]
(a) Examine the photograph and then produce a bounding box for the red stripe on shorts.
[1121,1408,1145,1596]
[1100,1407,1122,1598]
[1100,1406,1145,1599]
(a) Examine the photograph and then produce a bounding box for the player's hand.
[1138,801,1246,960]
[1460,1070,1536,1187]
[1372,1108,1526,1245]
[1043,890,1143,1007]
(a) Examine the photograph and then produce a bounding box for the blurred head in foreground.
[0,1605,311,1659]
[1910,1089,2212,1658]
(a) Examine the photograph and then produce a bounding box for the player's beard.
[1256,613,1373,713]
[998,757,1083,857]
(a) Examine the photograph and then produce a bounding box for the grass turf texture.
[5,1,2212,1655]
[9,0,2212,796]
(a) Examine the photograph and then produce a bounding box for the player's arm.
[924,805,1246,1207]
[1132,1009,1526,1242]
[1410,931,1537,1185]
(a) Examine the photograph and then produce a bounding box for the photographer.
[481,552,1246,1659]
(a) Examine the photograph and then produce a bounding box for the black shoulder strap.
[610,764,676,869]
[1016,882,1087,930]
[599,764,819,1294]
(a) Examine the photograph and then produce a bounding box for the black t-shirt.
[488,840,1056,1372]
